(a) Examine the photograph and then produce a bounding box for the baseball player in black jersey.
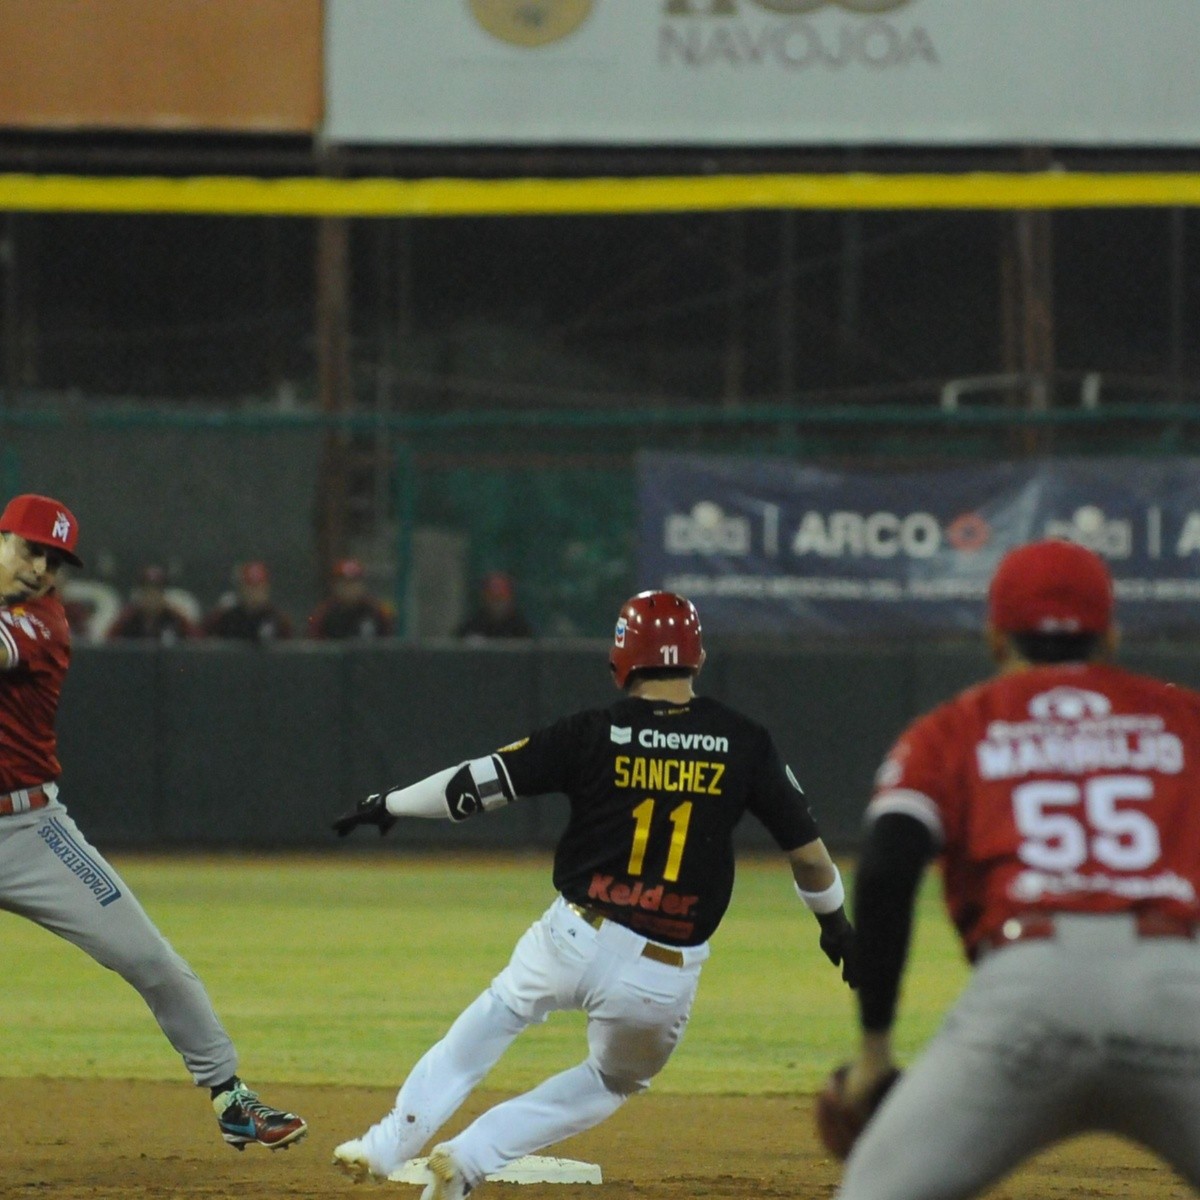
[330,590,857,1198]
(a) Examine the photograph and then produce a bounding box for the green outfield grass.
[0,852,968,1094]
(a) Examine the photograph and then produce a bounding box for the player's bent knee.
[104,945,188,990]
[597,1065,650,1096]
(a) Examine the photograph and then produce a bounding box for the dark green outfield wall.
[54,640,1200,853]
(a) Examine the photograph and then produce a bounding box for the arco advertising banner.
[325,0,1200,145]
[636,454,1200,635]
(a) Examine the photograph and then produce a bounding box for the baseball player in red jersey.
[0,495,306,1152]
[832,539,1200,1198]
[330,590,857,1198]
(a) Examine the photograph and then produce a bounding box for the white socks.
[449,1060,627,1185]
[360,989,527,1176]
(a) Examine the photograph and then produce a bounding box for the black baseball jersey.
[308,599,394,640]
[496,695,820,946]
[203,603,292,643]
[108,605,193,644]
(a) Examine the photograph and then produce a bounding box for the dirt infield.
[0,1080,1191,1200]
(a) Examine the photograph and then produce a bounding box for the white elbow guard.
[385,755,516,822]
[443,755,515,822]
[385,767,458,820]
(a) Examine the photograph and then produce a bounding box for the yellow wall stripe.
[3,171,1200,216]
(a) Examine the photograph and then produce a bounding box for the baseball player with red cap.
[202,561,293,642]
[330,589,857,1196]
[108,564,195,643]
[826,538,1200,1197]
[306,558,394,639]
[455,571,534,640]
[0,496,306,1151]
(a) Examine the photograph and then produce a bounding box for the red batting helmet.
[609,590,705,688]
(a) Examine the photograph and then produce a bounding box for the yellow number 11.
[627,798,694,882]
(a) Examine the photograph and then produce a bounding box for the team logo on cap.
[1028,688,1112,722]
[52,512,71,542]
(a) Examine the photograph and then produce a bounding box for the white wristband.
[795,866,845,915]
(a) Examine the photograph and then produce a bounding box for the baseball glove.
[814,1063,902,1161]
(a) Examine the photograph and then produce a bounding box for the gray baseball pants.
[837,912,1200,1200]
[0,794,238,1087]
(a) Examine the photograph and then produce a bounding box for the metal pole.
[724,212,745,406]
[393,442,415,638]
[778,209,796,402]
[1,213,17,406]
[1169,207,1186,404]
[840,209,863,350]
[1019,147,1056,415]
[392,219,416,634]
[315,216,352,586]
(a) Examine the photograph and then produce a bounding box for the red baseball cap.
[482,571,515,601]
[239,561,270,586]
[988,539,1114,635]
[333,558,365,581]
[0,494,83,566]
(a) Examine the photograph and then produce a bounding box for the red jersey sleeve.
[866,699,969,849]
[0,592,70,789]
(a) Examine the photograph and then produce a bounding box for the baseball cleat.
[421,1144,472,1200]
[332,1138,382,1182]
[213,1082,308,1150]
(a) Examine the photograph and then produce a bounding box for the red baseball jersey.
[0,590,70,790]
[868,662,1200,957]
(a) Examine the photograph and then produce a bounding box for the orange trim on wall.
[0,0,322,132]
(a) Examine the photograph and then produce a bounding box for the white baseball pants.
[356,895,708,1183]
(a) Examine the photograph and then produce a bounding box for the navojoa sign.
[324,1,1200,145]
[658,0,937,72]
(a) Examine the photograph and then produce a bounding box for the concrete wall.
[55,639,1200,853]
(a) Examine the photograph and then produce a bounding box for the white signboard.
[325,1,1200,146]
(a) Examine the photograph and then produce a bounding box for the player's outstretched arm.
[789,838,859,988]
[330,755,516,837]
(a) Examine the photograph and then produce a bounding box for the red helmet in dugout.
[609,590,705,688]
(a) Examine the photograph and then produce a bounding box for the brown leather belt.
[567,902,686,968]
[981,911,1198,954]
[0,786,51,817]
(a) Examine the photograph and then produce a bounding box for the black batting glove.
[331,792,398,838]
[817,908,860,989]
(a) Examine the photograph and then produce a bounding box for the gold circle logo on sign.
[470,0,595,47]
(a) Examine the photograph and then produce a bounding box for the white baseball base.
[389,1156,602,1186]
